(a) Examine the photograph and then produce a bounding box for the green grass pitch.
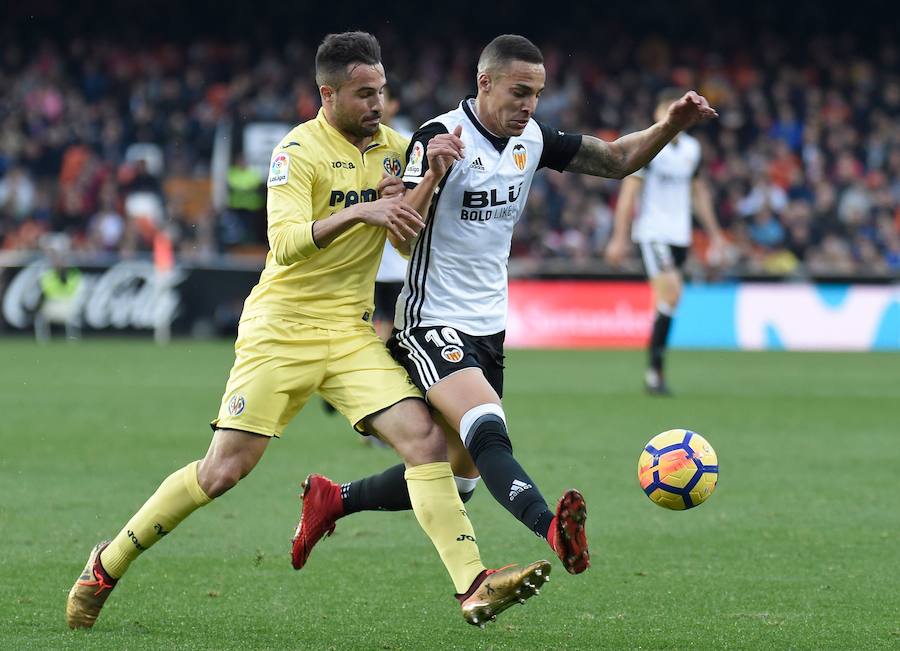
[2,339,898,650]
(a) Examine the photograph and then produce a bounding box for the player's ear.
[320,85,335,104]
[477,72,492,94]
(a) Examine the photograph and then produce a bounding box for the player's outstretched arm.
[566,91,717,179]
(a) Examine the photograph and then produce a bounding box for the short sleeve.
[402,122,450,188]
[266,145,320,265]
[536,120,583,172]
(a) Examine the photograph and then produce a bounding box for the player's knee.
[459,403,511,461]
[198,458,246,498]
[455,475,480,503]
[391,416,447,465]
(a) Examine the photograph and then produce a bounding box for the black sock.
[649,311,673,372]
[341,464,411,514]
[466,414,554,539]
[341,464,476,514]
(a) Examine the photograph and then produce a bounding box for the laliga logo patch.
[227,393,246,416]
[512,144,527,171]
[383,156,402,176]
[267,153,290,187]
[441,345,464,363]
[405,141,425,177]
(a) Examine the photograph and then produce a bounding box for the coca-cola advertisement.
[0,259,260,336]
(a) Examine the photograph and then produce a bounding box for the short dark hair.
[315,31,382,87]
[477,34,543,74]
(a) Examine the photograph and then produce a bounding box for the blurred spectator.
[0,165,36,220]
[219,153,265,247]
[34,235,82,342]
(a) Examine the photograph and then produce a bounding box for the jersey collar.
[461,97,508,153]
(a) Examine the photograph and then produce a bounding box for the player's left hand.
[377,172,405,199]
[665,91,718,131]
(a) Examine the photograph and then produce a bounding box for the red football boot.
[548,489,590,574]
[291,474,345,570]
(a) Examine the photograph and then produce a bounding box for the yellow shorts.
[212,316,422,437]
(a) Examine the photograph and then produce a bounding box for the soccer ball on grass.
[638,429,718,510]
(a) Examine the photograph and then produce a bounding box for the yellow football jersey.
[240,109,408,328]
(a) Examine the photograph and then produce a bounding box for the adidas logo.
[508,479,533,501]
[470,156,485,171]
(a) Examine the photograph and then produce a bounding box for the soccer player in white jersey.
[605,88,726,395]
[293,35,717,576]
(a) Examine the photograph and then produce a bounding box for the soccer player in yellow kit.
[66,32,549,630]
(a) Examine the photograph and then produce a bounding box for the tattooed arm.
[566,91,717,179]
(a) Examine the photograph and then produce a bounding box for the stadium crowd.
[1,26,898,276]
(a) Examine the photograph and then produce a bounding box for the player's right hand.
[425,125,464,177]
[604,235,630,266]
[359,195,425,242]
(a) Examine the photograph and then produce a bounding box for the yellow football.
[638,429,718,510]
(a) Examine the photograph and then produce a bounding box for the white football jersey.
[396,98,581,336]
[631,134,701,246]
[375,242,407,283]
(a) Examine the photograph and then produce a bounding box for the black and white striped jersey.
[395,98,581,336]
[631,134,701,247]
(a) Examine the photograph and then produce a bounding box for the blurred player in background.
[605,88,726,395]
[293,35,717,577]
[66,32,549,631]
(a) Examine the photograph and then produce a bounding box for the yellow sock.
[405,462,484,594]
[99,461,211,579]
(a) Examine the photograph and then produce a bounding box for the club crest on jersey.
[512,144,527,171]
[227,393,246,416]
[405,141,425,177]
[383,156,402,176]
[441,345,464,363]
[267,153,290,187]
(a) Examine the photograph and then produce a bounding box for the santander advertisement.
[506,281,655,348]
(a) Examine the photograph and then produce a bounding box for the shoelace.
[79,565,115,597]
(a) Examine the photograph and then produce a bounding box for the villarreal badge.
[383,156,402,176]
[227,393,246,417]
